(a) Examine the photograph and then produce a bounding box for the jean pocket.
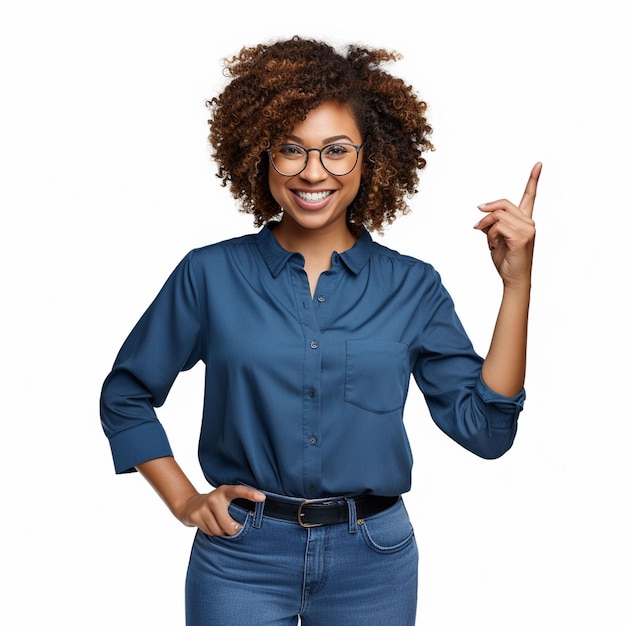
[203,503,252,542]
[359,500,415,554]
[345,340,409,414]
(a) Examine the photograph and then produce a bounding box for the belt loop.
[252,498,265,529]
[347,497,358,534]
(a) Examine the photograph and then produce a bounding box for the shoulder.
[189,232,257,258]
[369,238,440,282]
[183,232,259,269]
[354,238,447,306]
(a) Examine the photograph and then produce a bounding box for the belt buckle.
[297,499,324,528]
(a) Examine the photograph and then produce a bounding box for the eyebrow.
[285,134,356,144]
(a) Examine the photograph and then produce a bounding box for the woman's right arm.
[101,252,265,534]
[136,456,265,536]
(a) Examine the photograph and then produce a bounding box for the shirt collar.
[337,229,373,274]
[256,223,374,278]
[256,223,299,277]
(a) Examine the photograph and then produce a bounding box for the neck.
[272,218,357,298]
[272,219,357,264]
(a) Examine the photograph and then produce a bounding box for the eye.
[277,144,306,158]
[323,144,351,159]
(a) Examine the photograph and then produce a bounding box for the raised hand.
[474,162,542,289]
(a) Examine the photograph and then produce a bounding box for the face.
[268,100,363,238]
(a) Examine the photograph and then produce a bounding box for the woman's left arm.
[474,162,542,397]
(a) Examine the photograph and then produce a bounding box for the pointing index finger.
[519,162,542,217]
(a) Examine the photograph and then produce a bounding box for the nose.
[299,149,328,182]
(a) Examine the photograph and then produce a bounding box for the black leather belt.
[232,494,399,528]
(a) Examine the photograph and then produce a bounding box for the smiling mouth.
[294,190,334,202]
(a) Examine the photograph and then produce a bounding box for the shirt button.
[308,436,318,446]
[310,340,319,349]
[308,388,317,398]
[317,294,326,302]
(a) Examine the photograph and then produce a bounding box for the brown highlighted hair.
[207,36,434,233]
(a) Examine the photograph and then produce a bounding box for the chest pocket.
[345,340,409,414]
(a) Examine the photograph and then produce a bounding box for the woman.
[100,36,540,625]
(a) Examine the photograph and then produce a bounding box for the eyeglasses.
[267,143,363,177]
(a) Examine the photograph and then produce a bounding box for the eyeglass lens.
[269,144,359,176]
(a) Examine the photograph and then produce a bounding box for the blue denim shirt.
[100,224,524,498]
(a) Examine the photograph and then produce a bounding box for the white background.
[1,1,624,624]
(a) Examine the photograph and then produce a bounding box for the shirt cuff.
[475,374,525,431]
[476,374,525,404]
[107,421,173,474]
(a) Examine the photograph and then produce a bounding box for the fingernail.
[477,203,486,209]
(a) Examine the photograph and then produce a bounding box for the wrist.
[136,456,200,522]
[173,491,203,526]
[502,276,532,296]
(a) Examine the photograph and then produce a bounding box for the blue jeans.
[185,494,418,625]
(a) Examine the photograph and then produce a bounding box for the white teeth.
[295,191,332,202]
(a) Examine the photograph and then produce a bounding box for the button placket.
[290,262,323,497]
[291,259,343,497]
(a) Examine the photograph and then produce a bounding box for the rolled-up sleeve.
[100,252,203,473]
[413,268,524,459]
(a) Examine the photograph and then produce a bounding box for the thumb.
[223,484,266,503]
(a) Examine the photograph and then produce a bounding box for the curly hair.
[207,36,434,233]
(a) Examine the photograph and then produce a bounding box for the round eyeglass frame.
[266,143,364,177]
